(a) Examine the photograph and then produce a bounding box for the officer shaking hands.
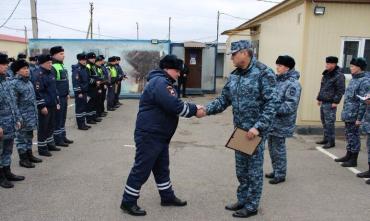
[120,55,204,216]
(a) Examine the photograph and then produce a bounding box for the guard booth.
[171,41,216,94]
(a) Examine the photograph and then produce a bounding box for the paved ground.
[0,93,369,221]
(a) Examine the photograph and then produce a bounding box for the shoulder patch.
[289,87,297,97]
[166,85,176,96]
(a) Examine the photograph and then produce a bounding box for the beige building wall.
[300,2,370,125]
[0,40,27,58]
[223,30,251,78]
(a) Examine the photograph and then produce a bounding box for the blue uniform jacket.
[135,70,197,140]
[206,58,278,136]
[72,63,89,96]
[0,75,21,139]
[269,69,302,138]
[33,67,59,110]
[12,75,38,131]
[52,61,70,97]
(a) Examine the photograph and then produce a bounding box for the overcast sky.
[0,0,282,42]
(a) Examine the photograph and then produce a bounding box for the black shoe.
[55,142,69,147]
[323,142,335,149]
[3,166,25,181]
[101,113,108,117]
[0,168,14,188]
[335,151,351,162]
[117,101,123,105]
[64,138,74,144]
[87,120,97,124]
[342,152,358,167]
[94,118,102,122]
[38,150,52,157]
[19,153,35,168]
[265,172,275,179]
[225,202,244,211]
[316,139,328,145]
[78,126,89,130]
[114,105,120,108]
[103,111,108,114]
[107,107,116,111]
[120,202,147,216]
[84,124,92,129]
[48,145,61,151]
[269,177,286,184]
[161,196,187,207]
[357,170,370,178]
[366,179,370,185]
[27,150,42,163]
[232,208,258,218]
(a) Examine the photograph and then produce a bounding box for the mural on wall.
[28,39,170,96]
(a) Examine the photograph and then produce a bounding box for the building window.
[340,37,370,73]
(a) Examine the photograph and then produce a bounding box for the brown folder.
[225,127,262,155]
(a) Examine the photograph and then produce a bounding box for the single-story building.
[0,34,27,58]
[222,0,370,126]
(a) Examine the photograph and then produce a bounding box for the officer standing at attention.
[94,55,107,118]
[50,46,73,147]
[265,55,301,185]
[0,53,24,189]
[357,93,370,184]
[106,56,118,111]
[29,56,39,83]
[120,55,202,216]
[316,56,345,149]
[86,52,102,124]
[335,58,370,167]
[72,53,90,130]
[114,56,126,107]
[12,60,42,168]
[34,54,61,157]
[199,40,278,218]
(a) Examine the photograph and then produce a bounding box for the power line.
[0,0,22,28]
[3,25,31,32]
[220,12,249,21]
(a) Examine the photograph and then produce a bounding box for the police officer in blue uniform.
[120,55,200,216]
[72,53,90,130]
[85,52,102,124]
[95,55,108,118]
[29,56,39,83]
[106,57,118,111]
[114,56,126,107]
[34,54,61,157]
[50,46,73,147]
[11,60,42,168]
[335,58,370,167]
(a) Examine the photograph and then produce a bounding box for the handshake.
[196,105,207,118]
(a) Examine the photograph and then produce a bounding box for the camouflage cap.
[227,40,252,55]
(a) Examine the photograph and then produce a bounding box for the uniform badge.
[167,86,176,96]
[289,87,297,96]
[35,82,40,90]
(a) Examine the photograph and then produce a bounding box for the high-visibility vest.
[108,65,117,78]
[52,63,64,80]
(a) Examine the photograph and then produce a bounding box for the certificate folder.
[225,127,262,155]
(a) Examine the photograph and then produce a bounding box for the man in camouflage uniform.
[202,40,278,218]
[0,53,24,189]
[335,58,370,167]
[316,56,345,148]
[11,60,42,168]
[265,55,301,185]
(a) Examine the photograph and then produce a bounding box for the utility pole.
[168,17,171,41]
[136,22,139,40]
[98,23,101,39]
[90,2,94,39]
[24,26,28,56]
[30,0,38,38]
[216,11,220,48]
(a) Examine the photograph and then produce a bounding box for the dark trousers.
[38,106,56,151]
[114,81,121,105]
[87,90,98,121]
[75,94,87,128]
[1,139,14,167]
[54,96,68,143]
[178,78,187,97]
[122,134,175,205]
[96,88,104,117]
[320,102,337,143]
[345,121,361,153]
[102,87,107,112]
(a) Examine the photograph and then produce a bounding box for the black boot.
[48,144,61,151]
[269,177,286,184]
[225,202,244,211]
[357,163,370,178]
[120,201,147,216]
[64,138,74,144]
[0,168,13,188]
[316,139,328,145]
[265,172,275,179]
[323,142,335,149]
[27,150,42,163]
[86,120,97,124]
[3,166,25,181]
[94,118,102,122]
[161,196,187,207]
[78,126,89,130]
[342,152,358,167]
[55,141,69,147]
[366,179,370,185]
[84,124,91,129]
[335,151,351,162]
[19,152,35,168]
[232,208,258,218]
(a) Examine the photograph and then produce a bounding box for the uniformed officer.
[72,53,90,130]
[120,55,200,216]
[29,56,39,83]
[85,52,102,124]
[12,60,42,168]
[95,55,108,118]
[99,55,109,116]
[265,56,301,185]
[357,93,370,184]
[316,56,345,148]
[201,40,278,218]
[335,58,370,167]
[6,57,16,80]
[50,46,73,147]
[114,56,126,107]
[106,56,118,111]
[34,54,61,157]
[0,53,24,189]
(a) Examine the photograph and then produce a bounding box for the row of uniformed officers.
[0,47,126,189]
